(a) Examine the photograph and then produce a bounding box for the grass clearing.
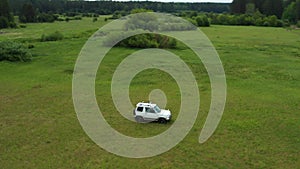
[0,18,300,168]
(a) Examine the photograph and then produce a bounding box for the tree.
[231,0,247,14]
[296,0,300,20]
[262,0,283,17]
[0,0,14,28]
[246,3,256,14]
[282,1,297,23]
[0,16,9,28]
[195,15,210,27]
[19,3,36,23]
[231,0,284,18]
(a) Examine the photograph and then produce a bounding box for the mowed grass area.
[0,17,300,168]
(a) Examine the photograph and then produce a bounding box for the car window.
[145,107,150,112]
[154,106,161,113]
[137,107,143,112]
[145,107,155,113]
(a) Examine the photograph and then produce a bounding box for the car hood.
[160,109,171,116]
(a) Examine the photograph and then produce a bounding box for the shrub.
[195,15,210,27]
[9,22,17,28]
[267,15,279,27]
[297,21,300,28]
[41,31,64,42]
[36,13,55,23]
[103,31,177,49]
[28,44,35,49]
[56,17,65,22]
[110,33,177,49]
[65,12,78,17]
[0,41,32,62]
[74,16,82,20]
[0,16,9,29]
[186,18,197,26]
[19,24,27,28]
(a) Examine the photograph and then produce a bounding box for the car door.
[143,107,158,121]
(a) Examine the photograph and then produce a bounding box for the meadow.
[0,17,299,168]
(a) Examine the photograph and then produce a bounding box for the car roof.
[136,102,156,107]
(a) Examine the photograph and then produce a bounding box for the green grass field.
[0,17,300,168]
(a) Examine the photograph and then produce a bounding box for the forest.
[1,0,300,29]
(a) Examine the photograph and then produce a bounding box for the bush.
[0,16,9,29]
[267,15,279,27]
[56,18,64,22]
[117,33,177,49]
[19,24,27,28]
[103,31,177,49]
[41,31,64,42]
[186,18,197,26]
[36,13,55,23]
[74,16,82,20]
[0,41,32,62]
[195,15,210,27]
[65,12,78,17]
[297,21,300,28]
[9,22,17,28]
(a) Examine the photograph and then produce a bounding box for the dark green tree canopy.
[0,0,14,28]
[231,0,284,18]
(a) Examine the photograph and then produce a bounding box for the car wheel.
[135,116,144,123]
[158,118,167,124]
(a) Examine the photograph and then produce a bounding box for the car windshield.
[153,105,161,113]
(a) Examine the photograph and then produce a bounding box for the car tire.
[158,118,167,124]
[135,116,144,123]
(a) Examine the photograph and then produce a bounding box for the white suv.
[133,102,171,124]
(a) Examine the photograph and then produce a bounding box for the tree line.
[1,0,300,28]
[231,0,300,23]
[8,0,230,15]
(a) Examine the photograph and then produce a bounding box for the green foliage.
[186,18,197,26]
[0,40,32,62]
[36,13,56,23]
[231,0,284,18]
[19,24,26,28]
[131,8,153,14]
[0,16,9,29]
[267,15,282,27]
[208,13,282,27]
[119,34,177,49]
[18,4,59,23]
[0,0,15,28]
[246,3,256,15]
[282,0,300,24]
[8,0,230,16]
[297,0,300,20]
[195,15,210,27]
[92,17,97,22]
[63,16,82,22]
[125,12,158,31]
[125,13,196,32]
[282,2,297,23]
[19,3,36,23]
[103,32,177,49]
[41,31,64,42]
